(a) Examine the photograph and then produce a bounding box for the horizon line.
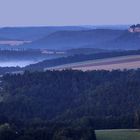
[0,24,132,28]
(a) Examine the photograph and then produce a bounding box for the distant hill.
[66,48,109,55]
[1,69,140,129]
[0,37,12,40]
[83,25,130,30]
[1,27,140,50]
[0,26,87,41]
[25,29,123,49]
[33,29,140,50]
[108,31,140,49]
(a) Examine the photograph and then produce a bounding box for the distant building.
[128,24,140,33]
[41,50,54,54]
[41,49,65,55]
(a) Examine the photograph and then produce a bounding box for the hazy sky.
[0,0,139,27]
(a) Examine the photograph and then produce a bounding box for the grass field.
[96,129,140,140]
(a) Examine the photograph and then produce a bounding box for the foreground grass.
[96,129,140,140]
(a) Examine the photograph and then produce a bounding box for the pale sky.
[0,0,140,27]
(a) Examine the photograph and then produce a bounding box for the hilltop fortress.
[128,24,140,33]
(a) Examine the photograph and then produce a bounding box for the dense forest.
[0,69,140,139]
[0,122,96,140]
[0,67,21,75]
[0,70,100,140]
[0,70,140,130]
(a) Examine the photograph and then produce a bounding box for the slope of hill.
[1,27,140,50]
[0,26,87,41]
[107,31,140,50]
[0,50,139,74]
[22,29,140,50]
[66,48,109,55]
[25,50,140,71]
[47,55,140,71]
[1,70,140,129]
[0,26,140,50]
[26,29,123,49]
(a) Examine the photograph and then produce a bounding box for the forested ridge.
[0,69,140,139]
[0,70,140,129]
[0,70,100,140]
[0,122,96,140]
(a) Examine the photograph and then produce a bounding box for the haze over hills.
[26,29,123,50]
[0,25,140,70]
[0,26,87,40]
[22,28,140,50]
[82,25,130,30]
[0,25,140,69]
[1,0,140,138]
[0,26,88,48]
[0,25,136,50]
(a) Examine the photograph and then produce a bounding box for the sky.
[0,0,140,27]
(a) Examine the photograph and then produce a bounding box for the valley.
[0,25,140,50]
[0,25,140,140]
[1,0,140,139]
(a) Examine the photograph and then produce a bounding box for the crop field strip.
[46,55,140,71]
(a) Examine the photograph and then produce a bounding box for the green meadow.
[96,129,140,140]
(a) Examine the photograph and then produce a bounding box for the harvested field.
[46,55,140,71]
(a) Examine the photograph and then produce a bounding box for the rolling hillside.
[1,27,140,50]
[26,29,123,49]
[24,50,140,71]
[0,26,87,40]
[22,29,140,50]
